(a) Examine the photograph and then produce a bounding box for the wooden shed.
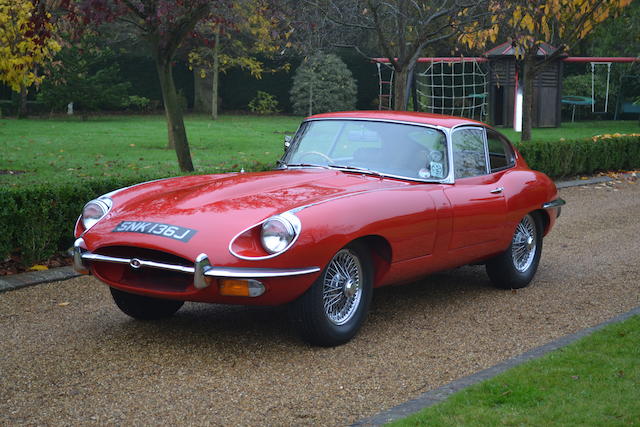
[486,42,563,128]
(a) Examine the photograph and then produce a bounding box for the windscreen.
[283,120,448,180]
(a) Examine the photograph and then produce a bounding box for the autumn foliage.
[0,0,60,92]
[460,0,633,141]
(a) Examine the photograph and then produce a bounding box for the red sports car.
[73,111,564,346]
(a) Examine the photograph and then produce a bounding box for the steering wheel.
[298,151,334,163]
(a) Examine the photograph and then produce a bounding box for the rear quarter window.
[486,129,515,172]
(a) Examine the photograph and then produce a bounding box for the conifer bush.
[290,53,357,116]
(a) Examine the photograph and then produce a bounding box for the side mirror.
[284,135,292,152]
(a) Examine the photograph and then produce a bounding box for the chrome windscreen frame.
[72,238,320,290]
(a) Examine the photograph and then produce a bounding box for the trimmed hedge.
[514,134,640,177]
[2,134,640,266]
[0,177,147,265]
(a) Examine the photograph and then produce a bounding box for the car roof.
[306,110,487,129]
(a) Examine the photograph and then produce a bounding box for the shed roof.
[484,41,560,57]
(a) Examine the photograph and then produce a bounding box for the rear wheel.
[486,213,543,289]
[110,287,184,320]
[289,242,373,347]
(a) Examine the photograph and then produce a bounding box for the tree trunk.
[211,27,220,120]
[17,85,28,119]
[393,66,410,111]
[193,71,211,113]
[155,56,194,172]
[521,58,536,142]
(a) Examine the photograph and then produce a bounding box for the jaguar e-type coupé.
[73,111,564,346]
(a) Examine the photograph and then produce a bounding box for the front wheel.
[289,242,373,347]
[486,213,543,289]
[110,287,184,320]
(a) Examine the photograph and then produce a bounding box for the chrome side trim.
[72,239,320,282]
[204,266,320,278]
[542,198,566,209]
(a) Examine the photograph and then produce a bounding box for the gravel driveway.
[2,179,639,426]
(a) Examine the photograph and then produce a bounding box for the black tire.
[110,287,184,320]
[288,242,373,347]
[486,213,543,289]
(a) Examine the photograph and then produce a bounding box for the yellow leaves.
[468,0,632,52]
[189,0,291,79]
[521,14,535,33]
[29,264,48,271]
[459,22,499,49]
[0,0,60,92]
[592,133,640,141]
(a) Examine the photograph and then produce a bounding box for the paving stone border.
[0,266,79,293]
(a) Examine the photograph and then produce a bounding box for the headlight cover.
[260,212,301,255]
[81,198,112,231]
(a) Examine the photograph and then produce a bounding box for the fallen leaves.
[592,133,640,141]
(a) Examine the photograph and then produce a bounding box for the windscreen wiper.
[327,164,384,178]
[284,163,329,169]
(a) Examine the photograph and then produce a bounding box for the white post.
[67,102,74,115]
[514,72,522,132]
[591,62,595,113]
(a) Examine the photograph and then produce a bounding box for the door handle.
[490,187,504,194]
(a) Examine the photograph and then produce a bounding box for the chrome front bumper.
[72,238,320,289]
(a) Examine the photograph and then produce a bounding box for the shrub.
[125,95,151,112]
[514,134,640,177]
[0,177,154,265]
[248,91,280,114]
[290,53,357,116]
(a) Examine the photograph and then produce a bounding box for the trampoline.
[561,95,595,122]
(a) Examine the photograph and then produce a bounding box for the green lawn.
[1,115,638,189]
[500,120,640,142]
[391,314,640,426]
[0,114,302,188]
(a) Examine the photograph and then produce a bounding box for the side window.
[452,128,487,179]
[486,129,515,172]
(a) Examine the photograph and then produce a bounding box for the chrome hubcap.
[512,215,537,273]
[322,249,362,325]
[343,279,356,298]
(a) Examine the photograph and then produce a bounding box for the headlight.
[81,198,112,230]
[260,213,300,254]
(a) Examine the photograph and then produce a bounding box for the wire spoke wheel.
[511,214,537,273]
[322,249,363,326]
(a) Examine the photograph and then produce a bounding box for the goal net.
[416,59,488,120]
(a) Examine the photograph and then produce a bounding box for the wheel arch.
[531,208,551,236]
[350,234,392,287]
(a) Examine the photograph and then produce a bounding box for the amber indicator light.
[218,279,251,297]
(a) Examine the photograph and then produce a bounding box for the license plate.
[112,221,197,242]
